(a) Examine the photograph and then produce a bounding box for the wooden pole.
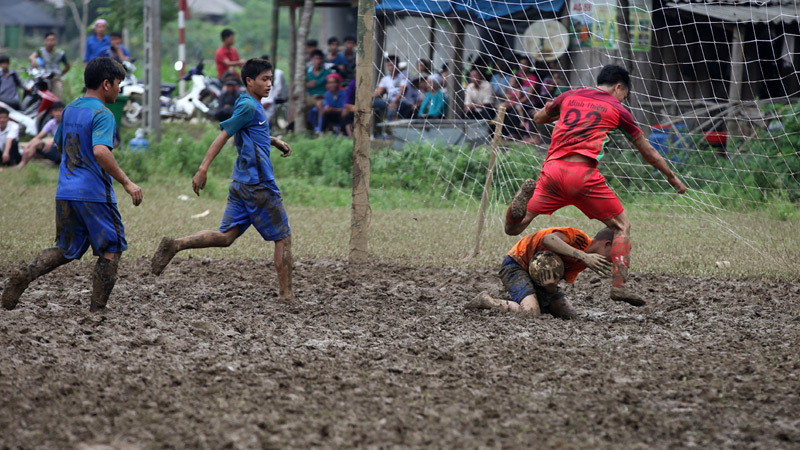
[448,18,465,119]
[270,0,280,64]
[726,24,744,151]
[288,6,296,124]
[293,0,315,134]
[143,0,161,142]
[349,0,375,263]
[468,106,506,258]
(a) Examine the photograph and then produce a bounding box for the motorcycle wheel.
[122,94,143,127]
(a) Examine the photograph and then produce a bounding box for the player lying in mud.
[466,227,614,318]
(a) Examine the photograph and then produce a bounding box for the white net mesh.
[369,0,800,265]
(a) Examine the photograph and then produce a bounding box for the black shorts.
[36,142,61,163]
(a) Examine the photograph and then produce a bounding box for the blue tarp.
[376,0,565,18]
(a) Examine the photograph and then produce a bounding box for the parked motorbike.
[0,67,59,136]
[120,60,145,127]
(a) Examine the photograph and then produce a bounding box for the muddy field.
[1,257,799,449]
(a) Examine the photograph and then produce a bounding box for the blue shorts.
[220,180,291,242]
[499,255,554,310]
[55,200,127,259]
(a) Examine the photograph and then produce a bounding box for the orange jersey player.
[466,227,613,318]
[505,65,687,307]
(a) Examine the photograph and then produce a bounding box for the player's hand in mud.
[582,253,612,277]
[124,181,143,206]
[668,175,687,194]
[273,138,292,157]
[192,169,207,196]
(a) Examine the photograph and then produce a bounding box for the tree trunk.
[293,0,315,134]
[66,0,90,62]
[288,6,296,125]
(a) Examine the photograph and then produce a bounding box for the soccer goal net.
[368,0,800,272]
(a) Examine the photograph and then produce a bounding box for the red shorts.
[527,159,623,221]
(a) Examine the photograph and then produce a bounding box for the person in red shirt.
[215,28,244,80]
[505,65,687,307]
[466,227,613,318]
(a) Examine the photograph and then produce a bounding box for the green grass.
[2,162,799,281]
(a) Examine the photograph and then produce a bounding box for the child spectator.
[342,78,356,137]
[108,31,130,63]
[0,107,20,166]
[18,102,65,167]
[341,36,357,83]
[325,37,347,74]
[418,75,447,119]
[500,76,527,140]
[0,55,24,109]
[490,59,511,99]
[213,79,241,122]
[306,49,331,115]
[320,73,346,134]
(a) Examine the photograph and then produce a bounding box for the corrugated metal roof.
[187,0,244,17]
[665,1,800,23]
[0,0,62,27]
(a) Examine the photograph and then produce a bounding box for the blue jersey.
[220,93,273,185]
[84,35,110,62]
[55,97,117,203]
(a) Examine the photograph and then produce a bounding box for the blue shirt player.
[2,57,143,312]
[150,58,295,302]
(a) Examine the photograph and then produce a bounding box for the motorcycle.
[0,67,59,136]
[122,61,219,123]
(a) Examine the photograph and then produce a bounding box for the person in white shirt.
[258,55,288,125]
[0,107,21,166]
[372,55,413,121]
[464,67,496,121]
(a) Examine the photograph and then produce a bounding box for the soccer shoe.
[610,286,646,307]
[1,266,31,310]
[151,237,178,276]
[510,178,536,220]
[464,291,502,310]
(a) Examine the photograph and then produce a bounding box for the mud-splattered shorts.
[220,180,291,242]
[527,159,623,221]
[55,200,127,259]
[499,255,559,312]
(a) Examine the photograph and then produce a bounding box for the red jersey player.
[505,65,687,307]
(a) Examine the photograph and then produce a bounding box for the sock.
[611,236,631,288]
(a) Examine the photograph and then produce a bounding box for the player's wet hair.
[594,227,615,242]
[241,58,273,84]
[0,107,8,116]
[84,57,125,90]
[596,64,631,90]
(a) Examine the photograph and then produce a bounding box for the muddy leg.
[509,178,537,220]
[90,253,120,312]
[603,212,645,307]
[274,236,295,301]
[151,229,239,275]
[2,247,70,310]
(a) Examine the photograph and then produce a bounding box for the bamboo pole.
[467,106,506,258]
[349,0,375,263]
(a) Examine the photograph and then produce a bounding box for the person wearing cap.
[372,54,412,121]
[84,19,111,65]
[214,78,241,122]
[320,73,346,135]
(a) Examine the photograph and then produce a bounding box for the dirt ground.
[1,257,799,449]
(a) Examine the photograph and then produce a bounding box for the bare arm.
[28,52,38,66]
[533,101,559,124]
[92,144,143,206]
[632,135,687,194]
[62,60,71,75]
[1,137,13,163]
[542,233,611,277]
[372,86,386,98]
[192,130,231,195]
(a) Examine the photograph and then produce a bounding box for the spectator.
[258,55,288,126]
[17,102,65,168]
[490,59,511,99]
[500,75,527,140]
[0,55,23,110]
[0,107,20,166]
[372,55,413,121]
[418,75,447,119]
[305,39,318,65]
[29,32,70,101]
[416,58,432,80]
[341,36,357,82]
[464,67,496,121]
[325,37,347,74]
[215,29,244,80]
[517,56,542,108]
[342,78,356,136]
[306,49,331,115]
[213,79,241,122]
[108,31,130,63]
[320,73,346,134]
[84,19,110,65]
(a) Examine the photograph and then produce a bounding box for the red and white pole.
[178,0,188,95]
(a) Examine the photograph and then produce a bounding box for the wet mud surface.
[1,258,799,449]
